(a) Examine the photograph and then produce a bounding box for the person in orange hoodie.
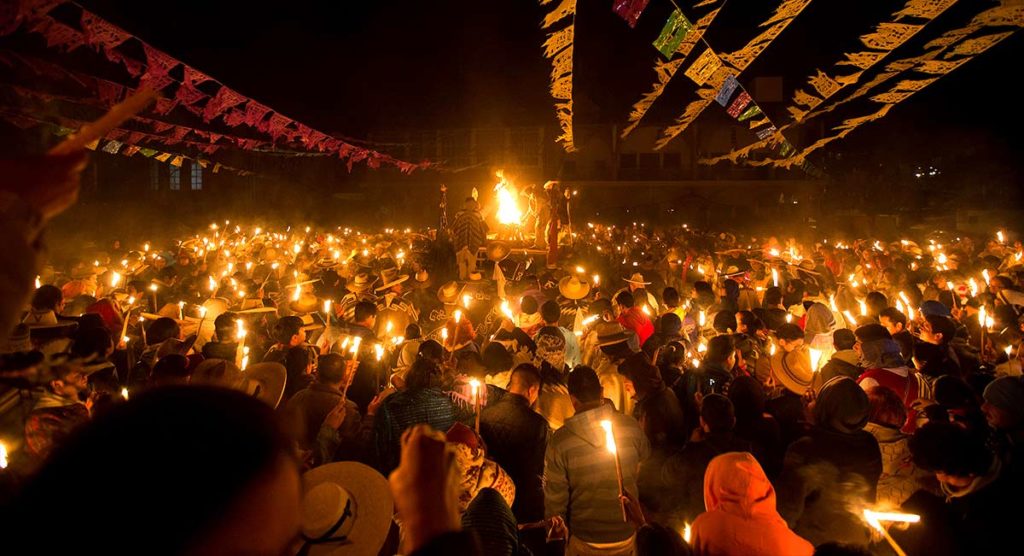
[690,452,813,556]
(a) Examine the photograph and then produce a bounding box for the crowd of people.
[2,164,1024,555]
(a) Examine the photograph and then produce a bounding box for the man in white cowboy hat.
[296,461,395,556]
[616,272,659,315]
[338,273,378,324]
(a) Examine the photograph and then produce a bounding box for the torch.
[600,420,627,523]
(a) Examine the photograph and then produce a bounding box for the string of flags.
[701,2,1023,169]
[0,108,254,175]
[3,0,430,173]
[620,0,725,138]
[539,0,577,152]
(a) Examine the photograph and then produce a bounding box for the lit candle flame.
[997,230,1005,243]
[470,378,480,403]
[375,343,384,362]
[454,310,462,324]
[592,274,600,286]
[979,305,987,327]
[699,310,706,328]
[0,441,7,469]
[600,420,617,455]
[785,313,793,323]
[110,271,121,288]
[859,300,868,317]
[350,336,362,357]
[324,299,332,315]
[462,294,472,309]
[35,275,41,289]
[575,266,585,274]
[1005,345,1013,358]
[292,284,301,302]
[441,328,449,341]
[199,306,207,318]
[235,319,247,342]
[121,387,129,401]
[772,268,779,288]
[683,523,691,544]
[641,305,651,316]
[809,348,822,372]
[241,346,250,370]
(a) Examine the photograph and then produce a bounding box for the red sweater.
[857,367,919,433]
[618,308,654,345]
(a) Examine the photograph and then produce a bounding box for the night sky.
[46,0,1024,168]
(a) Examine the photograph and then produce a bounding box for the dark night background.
[71,0,1022,167]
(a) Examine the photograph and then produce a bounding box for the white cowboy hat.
[375,268,409,292]
[296,462,394,556]
[346,273,376,293]
[623,272,651,286]
[191,360,287,409]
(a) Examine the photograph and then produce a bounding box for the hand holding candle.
[600,419,627,522]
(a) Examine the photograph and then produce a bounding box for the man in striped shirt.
[544,366,650,555]
[449,198,488,280]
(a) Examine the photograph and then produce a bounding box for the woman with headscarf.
[728,375,784,479]
[776,377,882,546]
[534,327,574,430]
[690,452,814,556]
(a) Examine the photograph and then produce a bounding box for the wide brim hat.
[623,273,651,286]
[412,269,432,290]
[290,292,321,314]
[346,273,375,293]
[245,362,288,408]
[558,275,591,300]
[437,281,465,304]
[486,241,511,262]
[770,349,814,395]
[375,269,409,292]
[594,321,631,347]
[191,359,287,409]
[297,462,394,556]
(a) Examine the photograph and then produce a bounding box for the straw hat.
[623,273,651,286]
[558,276,591,300]
[191,359,287,408]
[412,269,432,290]
[375,268,409,292]
[486,241,511,262]
[297,462,394,556]
[594,321,631,347]
[346,273,375,293]
[290,292,321,314]
[201,298,231,321]
[769,348,814,395]
[437,281,465,305]
[468,270,483,282]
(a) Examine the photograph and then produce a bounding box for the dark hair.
[867,386,907,428]
[764,286,783,306]
[925,315,957,345]
[865,291,889,316]
[662,287,680,307]
[417,339,444,363]
[540,300,561,324]
[457,350,485,375]
[659,313,682,336]
[567,365,602,403]
[509,363,542,391]
[31,284,63,311]
[71,327,113,359]
[705,335,735,365]
[316,353,346,384]
[284,345,311,379]
[712,311,737,333]
[701,393,736,433]
[146,317,180,346]
[151,354,191,383]
[6,387,292,554]
[482,342,513,373]
[405,358,441,391]
[214,312,237,340]
[775,323,804,342]
[520,295,539,315]
[878,307,907,328]
[736,310,757,328]
[855,323,892,343]
[910,421,992,477]
[833,328,857,351]
[405,323,421,340]
[615,290,635,309]
[354,301,377,323]
[588,298,612,316]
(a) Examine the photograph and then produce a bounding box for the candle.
[0,441,7,469]
[374,343,384,362]
[641,305,650,316]
[844,310,858,327]
[809,348,823,373]
[682,523,691,543]
[149,283,159,310]
[785,313,793,323]
[699,310,706,328]
[462,294,473,309]
[35,276,41,289]
[177,301,185,320]
[772,268,779,287]
[138,316,147,345]
[120,387,129,401]
[235,319,247,367]
[110,271,121,289]
[240,346,250,370]
[324,299,333,334]
[197,306,208,334]
[829,295,838,312]
[863,509,919,556]
[600,420,627,522]
[350,336,362,361]
[592,274,600,287]
[470,378,481,433]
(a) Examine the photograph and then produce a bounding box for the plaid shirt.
[450,209,488,252]
[24,399,90,465]
[372,387,461,475]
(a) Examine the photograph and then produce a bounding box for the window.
[190,163,203,191]
[169,165,180,191]
[619,153,637,169]
[662,152,681,169]
[638,153,659,169]
[149,162,160,191]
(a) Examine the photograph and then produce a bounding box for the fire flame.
[494,171,522,225]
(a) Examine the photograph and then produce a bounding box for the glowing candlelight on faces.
[121,387,129,401]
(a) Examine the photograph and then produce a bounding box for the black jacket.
[651,432,752,522]
[819,357,862,383]
[479,393,550,523]
[633,387,687,451]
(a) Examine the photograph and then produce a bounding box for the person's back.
[691,452,813,556]
[480,364,550,525]
[544,366,650,549]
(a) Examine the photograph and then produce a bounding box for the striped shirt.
[544,403,650,543]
